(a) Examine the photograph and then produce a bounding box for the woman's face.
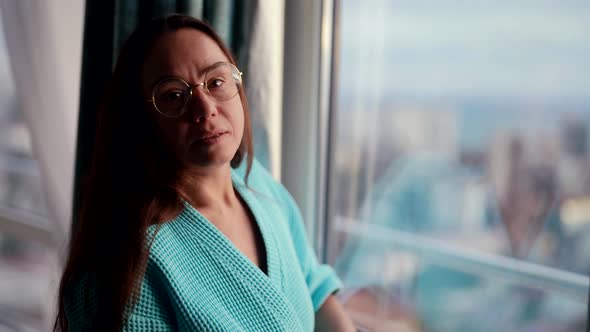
[141,29,244,169]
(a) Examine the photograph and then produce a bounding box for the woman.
[54,14,355,332]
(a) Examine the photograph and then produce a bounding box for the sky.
[338,0,590,102]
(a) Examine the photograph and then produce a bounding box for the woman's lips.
[194,131,228,145]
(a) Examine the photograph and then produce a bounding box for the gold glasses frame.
[146,61,243,118]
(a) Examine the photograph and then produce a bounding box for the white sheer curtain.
[246,0,285,179]
[0,0,84,247]
[0,0,84,328]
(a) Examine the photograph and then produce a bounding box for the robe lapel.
[177,191,303,331]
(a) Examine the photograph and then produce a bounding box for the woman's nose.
[187,85,218,123]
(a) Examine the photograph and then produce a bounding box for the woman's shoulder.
[233,157,274,184]
[232,157,293,202]
[232,158,304,235]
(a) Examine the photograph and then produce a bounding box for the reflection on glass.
[329,1,590,331]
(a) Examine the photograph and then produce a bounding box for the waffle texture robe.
[65,159,342,331]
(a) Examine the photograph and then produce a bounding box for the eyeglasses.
[146,62,243,118]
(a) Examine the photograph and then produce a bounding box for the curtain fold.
[111,0,251,66]
[0,0,84,245]
[246,0,284,178]
[204,0,234,47]
[178,0,204,19]
[113,0,138,61]
[0,0,85,328]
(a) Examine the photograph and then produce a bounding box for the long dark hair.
[54,15,253,331]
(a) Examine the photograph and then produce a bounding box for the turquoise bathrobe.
[65,159,341,331]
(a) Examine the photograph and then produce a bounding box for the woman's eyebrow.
[148,61,227,87]
[148,75,177,90]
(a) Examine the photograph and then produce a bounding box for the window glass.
[329,1,590,330]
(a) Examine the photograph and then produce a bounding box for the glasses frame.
[146,62,243,118]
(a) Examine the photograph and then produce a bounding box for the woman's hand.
[315,295,357,332]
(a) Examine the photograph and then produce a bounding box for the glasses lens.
[153,78,190,116]
[205,63,241,101]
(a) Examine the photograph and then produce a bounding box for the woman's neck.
[180,163,238,212]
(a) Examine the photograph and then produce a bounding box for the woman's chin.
[184,149,237,169]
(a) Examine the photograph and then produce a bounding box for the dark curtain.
[73,0,256,222]
[112,0,254,67]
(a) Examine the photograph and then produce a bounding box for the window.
[328,1,590,330]
[0,10,56,331]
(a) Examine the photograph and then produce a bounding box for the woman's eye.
[208,78,225,89]
[163,91,184,101]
